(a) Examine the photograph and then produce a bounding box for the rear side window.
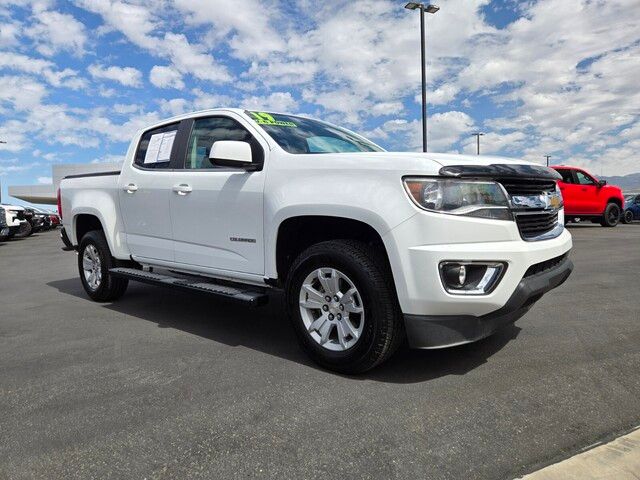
[184,116,263,169]
[134,122,180,169]
[557,169,574,183]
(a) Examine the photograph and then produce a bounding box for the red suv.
[552,166,624,227]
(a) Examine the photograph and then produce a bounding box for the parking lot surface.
[1,225,639,479]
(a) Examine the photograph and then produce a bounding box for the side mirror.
[209,141,254,169]
[597,179,607,187]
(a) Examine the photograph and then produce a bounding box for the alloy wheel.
[82,244,102,290]
[299,268,365,352]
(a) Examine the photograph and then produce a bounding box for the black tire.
[622,210,634,224]
[285,240,404,374]
[600,203,620,227]
[15,221,32,238]
[78,230,128,302]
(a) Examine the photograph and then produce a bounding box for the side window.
[134,122,180,169]
[184,116,264,169]
[575,171,596,185]
[557,170,574,184]
[635,195,640,204]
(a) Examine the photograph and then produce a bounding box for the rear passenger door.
[168,113,268,276]
[118,121,182,262]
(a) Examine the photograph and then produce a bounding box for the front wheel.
[622,210,634,224]
[78,230,128,302]
[15,221,32,238]
[285,240,404,374]
[600,203,620,227]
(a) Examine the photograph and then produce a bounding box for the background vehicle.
[0,206,9,240]
[622,194,640,223]
[552,166,624,227]
[31,207,54,231]
[48,211,61,228]
[59,108,573,373]
[0,204,26,240]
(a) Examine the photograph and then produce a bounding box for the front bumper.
[404,254,573,348]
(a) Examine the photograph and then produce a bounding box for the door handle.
[123,183,138,193]
[173,184,192,195]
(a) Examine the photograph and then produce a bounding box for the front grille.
[524,253,569,277]
[499,178,557,196]
[514,211,558,240]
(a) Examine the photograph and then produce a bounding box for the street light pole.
[471,132,484,155]
[405,3,439,153]
[544,155,551,167]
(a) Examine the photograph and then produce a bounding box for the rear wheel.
[78,230,128,302]
[622,210,634,224]
[285,240,404,374]
[600,203,620,227]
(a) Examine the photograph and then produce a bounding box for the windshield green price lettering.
[250,111,297,127]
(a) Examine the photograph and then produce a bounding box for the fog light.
[439,261,506,295]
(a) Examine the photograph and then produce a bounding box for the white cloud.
[0,76,48,110]
[0,52,86,88]
[162,32,230,83]
[0,119,30,151]
[367,111,475,152]
[149,65,185,90]
[74,0,160,50]
[173,0,284,60]
[76,1,230,84]
[0,21,21,47]
[88,64,143,87]
[26,9,87,56]
[241,91,298,113]
[159,98,191,117]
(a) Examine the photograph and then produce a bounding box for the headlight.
[403,178,512,220]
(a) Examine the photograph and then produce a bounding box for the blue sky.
[1,0,639,204]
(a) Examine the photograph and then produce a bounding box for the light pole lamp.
[471,132,484,155]
[544,155,551,167]
[405,2,439,153]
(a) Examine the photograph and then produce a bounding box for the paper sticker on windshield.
[250,111,297,127]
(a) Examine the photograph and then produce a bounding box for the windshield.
[247,111,383,154]
[625,195,634,201]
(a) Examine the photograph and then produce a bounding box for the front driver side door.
[168,114,268,276]
[574,170,599,214]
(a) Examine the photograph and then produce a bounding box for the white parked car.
[59,108,573,373]
[0,204,26,240]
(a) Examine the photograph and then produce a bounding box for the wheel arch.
[75,213,105,245]
[274,215,394,285]
[606,197,623,209]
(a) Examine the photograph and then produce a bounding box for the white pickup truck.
[59,108,573,373]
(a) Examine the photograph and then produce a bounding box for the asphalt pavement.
[1,225,639,479]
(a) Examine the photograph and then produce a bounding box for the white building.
[8,162,122,204]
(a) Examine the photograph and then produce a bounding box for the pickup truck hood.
[284,151,536,175]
